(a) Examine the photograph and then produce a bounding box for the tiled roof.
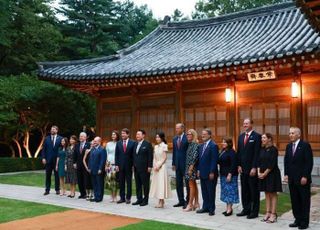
[38,2,320,81]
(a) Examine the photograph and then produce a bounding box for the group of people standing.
[41,118,314,229]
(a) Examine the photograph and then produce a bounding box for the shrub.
[0,158,43,173]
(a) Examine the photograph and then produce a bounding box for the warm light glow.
[291,81,299,98]
[225,88,232,102]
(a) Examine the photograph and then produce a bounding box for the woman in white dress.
[105,130,120,202]
[149,132,171,208]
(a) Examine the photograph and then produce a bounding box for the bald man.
[73,132,91,199]
[88,137,107,202]
[284,127,313,229]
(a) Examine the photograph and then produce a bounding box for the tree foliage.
[192,0,287,19]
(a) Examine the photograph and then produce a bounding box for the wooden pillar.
[175,82,183,123]
[130,87,138,133]
[291,66,303,132]
[96,97,102,137]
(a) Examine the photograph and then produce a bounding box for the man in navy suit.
[88,136,107,202]
[132,129,153,206]
[115,128,135,204]
[172,123,189,208]
[73,132,91,199]
[236,118,261,219]
[41,125,62,195]
[284,127,313,229]
[196,128,219,216]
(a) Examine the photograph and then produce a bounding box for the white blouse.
[106,141,116,164]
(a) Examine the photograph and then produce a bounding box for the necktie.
[123,140,127,153]
[177,136,181,149]
[292,143,296,156]
[201,142,207,158]
[80,143,84,153]
[244,133,249,145]
[51,135,55,147]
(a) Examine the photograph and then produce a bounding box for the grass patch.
[259,192,291,215]
[0,197,69,223]
[115,220,204,230]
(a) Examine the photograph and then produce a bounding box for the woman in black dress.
[65,135,78,198]
[83,141,94,200]
[258,133,282,223]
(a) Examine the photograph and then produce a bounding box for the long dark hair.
[156,132,167,144]
[60,137,69,150]
[112,130,120,142]
[222,137,233,151]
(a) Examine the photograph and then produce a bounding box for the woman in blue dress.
[218,137,239,216]
[55,137,68,196]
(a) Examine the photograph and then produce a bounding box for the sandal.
[261,211,271,222]
[266,213,277,223]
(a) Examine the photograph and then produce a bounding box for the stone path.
[0,183,319,230]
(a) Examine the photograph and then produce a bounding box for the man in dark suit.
[73,132,91,199]
[88,136,106,202]
[284,127,313,229]
[172,123,189,208]
[41,125,62,195]
[115,128,135,204]
[196,128,219,216]
[236,118,261,219]
[132,129,153,206]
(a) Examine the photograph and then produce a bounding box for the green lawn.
[0,197,70,223]
[259,192,291,215]
[116,220,204,230]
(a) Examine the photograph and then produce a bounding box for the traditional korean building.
[38,2,320,156]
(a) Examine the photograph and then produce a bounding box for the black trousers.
[119,166,132,201]
[289,183,311,227]
[45,161,59,192]
[240,173,260,215]
[175,166,190,204]
[134,168,150,202]
[200,176,217,213]
[77,166,86,196]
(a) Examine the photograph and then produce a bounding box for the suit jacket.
[172,133,189,170]
[198,140,219,179]
[115,139,135,170]
[88,146,107,175]
[41,135,62,164]
[133,140,153,172]
[237,130,261,174]
[218,149,238,176]
[73,141,91,168]
[284,140,314,185]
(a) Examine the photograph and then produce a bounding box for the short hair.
[137,129,146,135]
[121,128,130,135]
[290,127,301,135]
[243,118,253,124]
[51,125,59,131]
[222,137,233,150]
[112,130,120,141]
[203,128,212,136]
[187,129,198,143]
[79,132,87,137]
[176,123,185,129]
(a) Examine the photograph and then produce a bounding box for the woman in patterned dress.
[105,130,120,202]
[218,137,239,216]
[65,135,78,198]
[55,137,68,196]
[149,132,171,208]
[183,129,200,211]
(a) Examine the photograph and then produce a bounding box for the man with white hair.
[284,127,313,229]
[73,132,91,199]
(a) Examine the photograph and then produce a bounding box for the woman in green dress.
[55,137,68,196]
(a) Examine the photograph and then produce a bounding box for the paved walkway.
[0,184,319,230]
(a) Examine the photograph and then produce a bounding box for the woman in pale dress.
[149,132,171,208]
[105,130,120,202]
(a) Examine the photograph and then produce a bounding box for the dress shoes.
[236,211,249,217]
[89,198,96,202]
[209,211,215,216]
[132,201,142,205]
[196,209,209,214]
[125,199,131,204]
[140,201,148,206]
[289,222,299,228]
[78,195,86,199]
[55,191,60,195]
[173,202,184,207]
[43,191,49,196]
[117,199,125,204]
[298,226,308,229]
[247,213,258,219]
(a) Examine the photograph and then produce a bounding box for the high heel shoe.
[266,213,277,223]
[193,204,200,211]
[183,205,193,212]
[224,210,233,216]
[261,211,271,222]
